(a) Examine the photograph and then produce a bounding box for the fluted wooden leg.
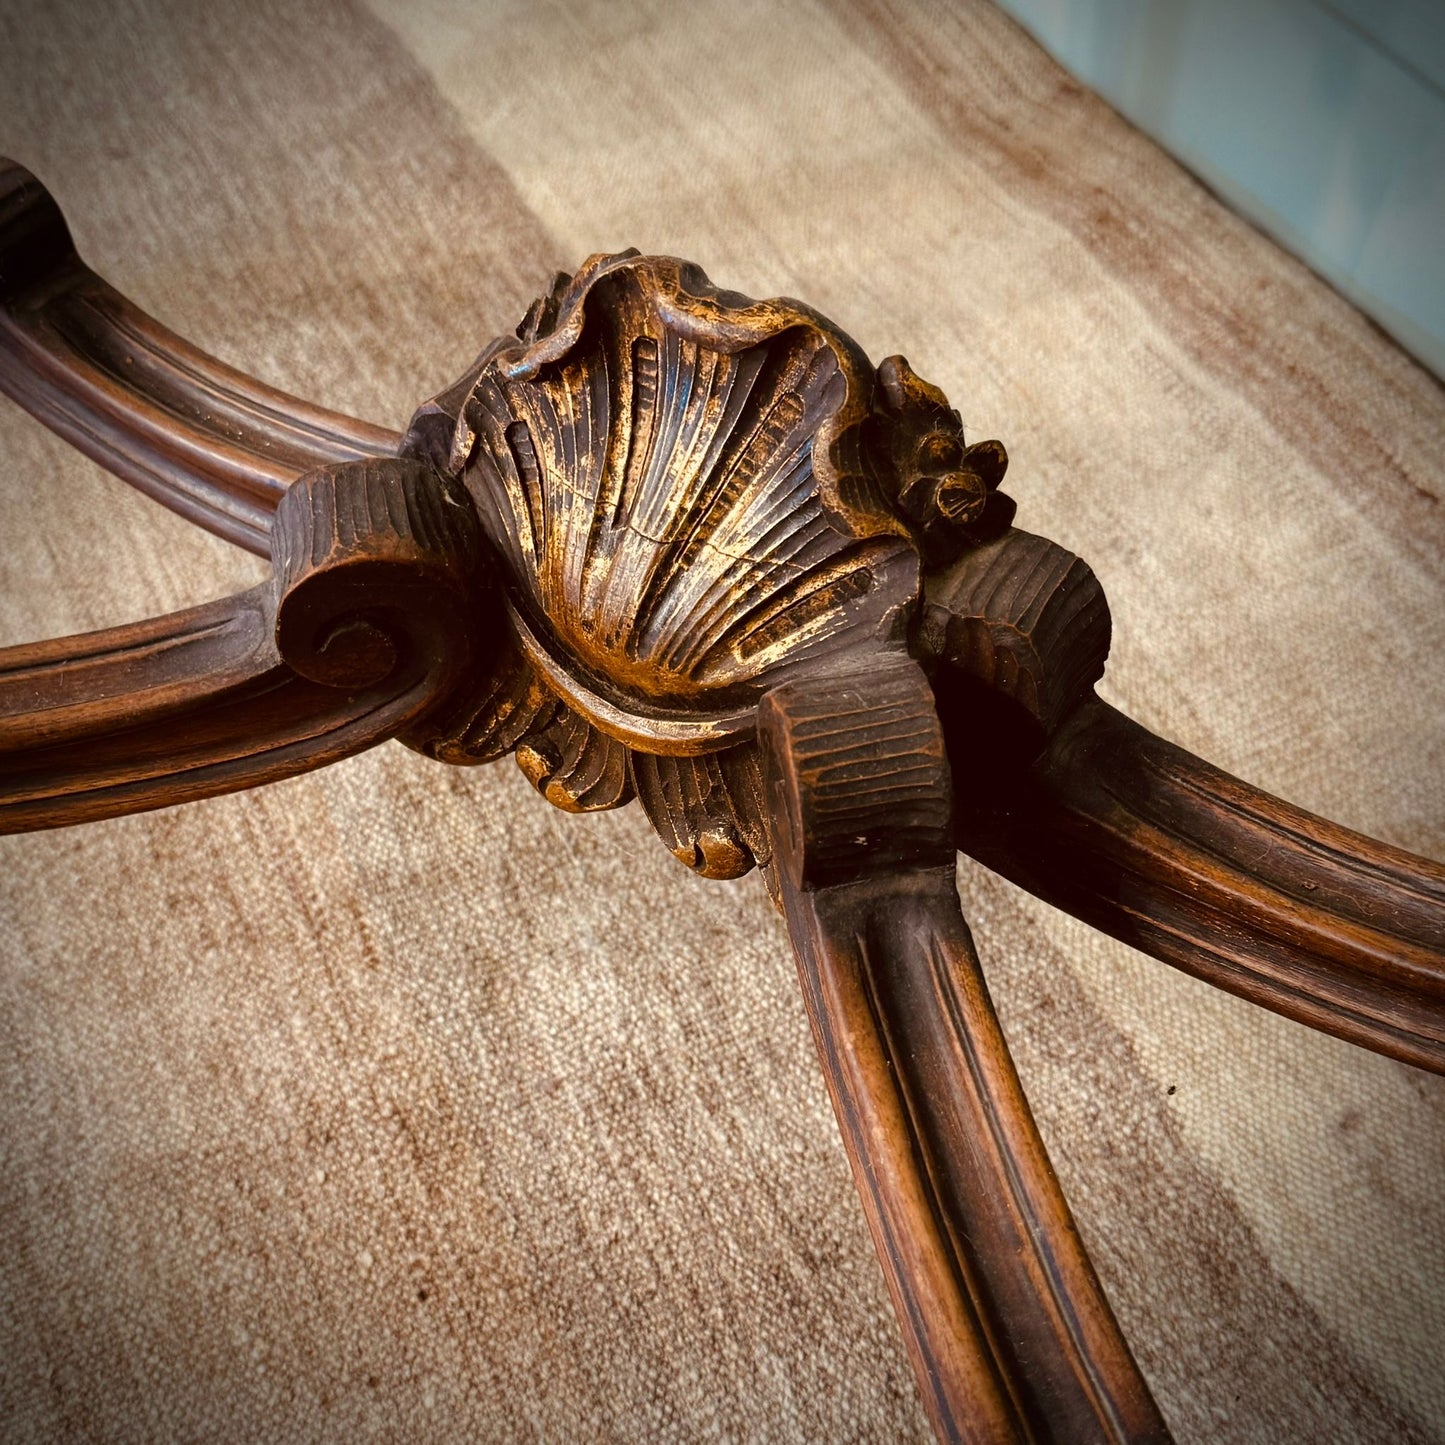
[0,159,397,553]
[760,657,1170,1444]
[920,528,1445,1074]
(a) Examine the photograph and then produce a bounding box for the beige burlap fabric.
[2,1,1441,1440]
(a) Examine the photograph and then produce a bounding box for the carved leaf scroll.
[401,253,1010,878]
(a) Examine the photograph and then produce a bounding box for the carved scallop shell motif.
[401,252,1009,882]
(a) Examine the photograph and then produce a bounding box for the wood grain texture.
[0,458,489,832]
[920,527,1444,1073]
[0,159,397,554]
[515,705,635,814]
[272,456,486,701]
[949,696,1445,1074]
[407,632,562,766]
[760,658,1170,1444]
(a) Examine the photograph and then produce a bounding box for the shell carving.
[400,253,1011,882]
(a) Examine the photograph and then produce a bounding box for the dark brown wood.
[918,526,1112,739]
[921,528,1445,1073]
[760,658,1170,1444]
[0,457,489,831]
[397,254,1173,1438]
[0,160,396,554]
[399,251,1012,874]
[0,585,411,831]
[949,696,1445,1073]
[632,748,766,878]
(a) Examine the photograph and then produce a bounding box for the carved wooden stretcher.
[2,159,1441,1444]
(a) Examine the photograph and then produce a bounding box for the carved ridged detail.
[0,455,491,833]
[402,636,561,765]
[444,254,917,730]
[953,696,1445,1072]
[632,749,760,879]
[271,458,485,700]
[4,170,1430,1442]
[516,708,634,813]
[394,255,1027,873]
[921,527,1111,735]
[271,457,475,583]
[716,746,771,871]
[759,658,955,891]
[787,876,1168,1443]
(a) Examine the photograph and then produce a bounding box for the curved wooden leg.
[950,698,1445,1073]
[923,527,1445,1073]
[760,658,1170,1444]
[0,159,398,554]
[0,457,488,831]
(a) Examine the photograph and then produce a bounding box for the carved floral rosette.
[399,252,1010,880]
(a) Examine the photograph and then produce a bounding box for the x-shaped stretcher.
[2,159,1440,1445]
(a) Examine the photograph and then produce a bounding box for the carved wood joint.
[2,159,1441,1445]
[759,658,955,892]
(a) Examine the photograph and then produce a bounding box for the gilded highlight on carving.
[400,251,1011,877]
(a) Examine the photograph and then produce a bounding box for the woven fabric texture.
[1,1,1441,1440]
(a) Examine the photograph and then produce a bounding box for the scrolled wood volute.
[919,527,1111,740]
[0,457,496,833]
[271,457,491,709]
